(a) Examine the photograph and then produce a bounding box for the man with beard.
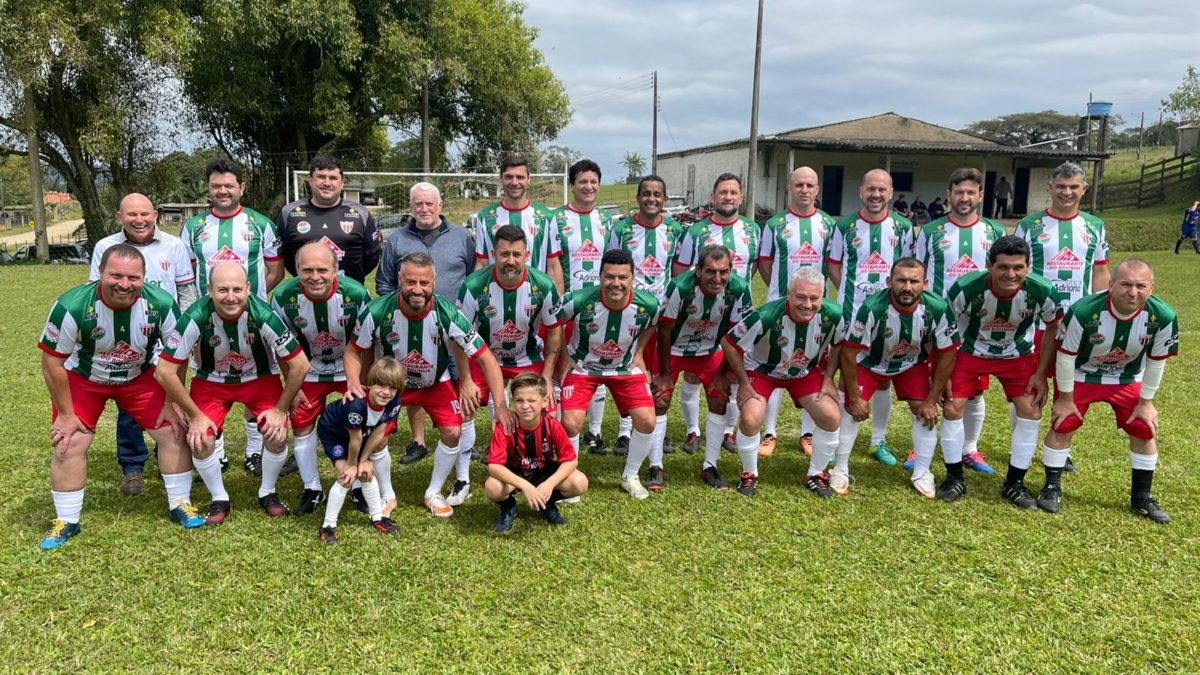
[472,154,565,294]
[347,252,513,518]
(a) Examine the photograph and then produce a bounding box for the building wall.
[657,147,746,209]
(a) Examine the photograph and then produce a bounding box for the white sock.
[681,381,702,435]
[619,415,632,438]
[51,488,85,524]
[735,428,760,475]
[963,396,986,453]
[371,450,395,501]
[941,418,965,464]
[1131,452,1158,471]
[458,419,476,482]
[588,387,607,436]
[258,448,287,498]
[622,428,654,479]
[870,390,892,445]
[194,452,229,502]
[764,389,782,437]
[245,419,263,456]
[724,389,740,434]
[704,411,725,469]
[1043,445,1069,468]
[1010,416,1041,470]
[424,441,458,498]
[161,471,192,507]
[801,408,815,436]
[807,427,838,476]
[569,435,581,458]
[214,434,226,463]
[835,416,859,473]
[293,431,321,491]
[322,482,349,528]
[650,415,667,468]
[911,416,938,477]
[361,478,383,520]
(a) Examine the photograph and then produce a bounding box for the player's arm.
[376,242,398,295]
[756,258,773,286]
[176,281,200,311]
[541,325,562,389]
[1091,263,1110,293]
[475,347,515,433]
[1026,321,1059,407]
[361,212,382,278]
[547,256,564,295]
[344,344,369,399]
[154,357,217,454]
[265,259,284,292]
[452,340,481,418]
[536,457,578,498]
[826,259,842,290]
[632,325,656,375]
[720,336,752,390]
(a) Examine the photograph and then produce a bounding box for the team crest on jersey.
[774,333,788,346]
[741,235,751,245]
[639,256,664,276]
[398,350,433,373]
[981,319,1017,332]
[217,352,250,371]
[208,334,223,346]
[1081,232,1093,245]
[884,326,894,338]
[527,223,541,238]
[591,340,624,360]
[337,314,350,327]
[140,324,155,337]
[524,305,539,318]
[431,334,441,347]
[627,325,642,338]
[1046,248,1083,271]
[1037,232,1052,243]
[297,221,311,234]
[317,236,345,261]
[293,316,308,328]
[91,326,106,339]
[159,258,171,272]
[340,221,355,234]
[484,305,497,318]
[240,230,255,242]
[1139,333,1153,346]
[99,341,142,364]
[493,321,526,342]
[312,331,342,350]
[857,252,890,274]
[572,240,602,262]
[789,242,822,265]
[385,331,401,344]
[889,236,899,248]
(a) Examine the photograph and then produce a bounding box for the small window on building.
[892,172,914,192]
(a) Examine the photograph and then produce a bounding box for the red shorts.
[561,373,653,416]
[932,350,988,396]
[401,380,461,429]
[950,352,1038,401]
[56,368,170,432]
[290,381,345,430]
[748,368,825,407]
[469,362,555,412]
[1052,381,1153,439]
[643,338,660,378]
[191,376,285,432]
[853,363,931,402]
[669,352,729,400]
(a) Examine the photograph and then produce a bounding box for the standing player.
[1175,200,1199,255]
[271,243,373,516]
[721,268,844,498]
[909,167,1005,475]
[1039,259,1177,522]
[839,259,959,498]
[555,249,660,499]
[940,236,1061,506]
[346,252,514,518]
[826,169,914,467]
[653,245,753,491]
[456,226,562,507]
[607,175,686,458]
[472,154,565,294]
[38,245,201,549]
[552,159,612,454]
[155,262,312,524]
[755,166,834,457]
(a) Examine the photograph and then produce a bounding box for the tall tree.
[621,152,646,180]
[1162,65,1200,122]
[962,111,1081,149]
[540,144,582,174]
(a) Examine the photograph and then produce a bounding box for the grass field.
[2,253,1199,671]
[1100,146,1178,184]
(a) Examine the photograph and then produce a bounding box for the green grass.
[1101,146,1178,184]
[2,254,1199,670]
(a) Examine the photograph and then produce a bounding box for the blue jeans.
[116,407,149,475]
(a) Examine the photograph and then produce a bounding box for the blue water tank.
[1087,101,1114,118]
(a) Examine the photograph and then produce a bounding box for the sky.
[522,0,1199,182]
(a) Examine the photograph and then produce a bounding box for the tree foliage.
[621,152,647,180]
[962,110,1082,149]
[540,145,582,174]
[1162,65,1200,122]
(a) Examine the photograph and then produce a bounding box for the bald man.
[157,262,311,525]
[89,193,197,495]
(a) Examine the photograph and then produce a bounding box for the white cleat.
[829,467,852,496]
[911,470,936,499]
[619,476,650,500]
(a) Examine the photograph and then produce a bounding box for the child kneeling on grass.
[486,372,588,534]
[317,357,405,544]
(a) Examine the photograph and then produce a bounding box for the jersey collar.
[1106,293,1145,323]
[710,214,739,227]
[788,207,818,218]
[210,206,243,219]
[501,199,531,212]
[857,209,891,225]
[633,214,662,229]
[301,275,338,303]
[1045,208,1080,221]
[948,215,980,229]
[492,265,528,291]
[567,204,594,215]
[601,290,633,312]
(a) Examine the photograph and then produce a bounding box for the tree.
[621,152,647,180]
[1162,65,1200,122]
[963,111,1081,149]
[541,144,581,173]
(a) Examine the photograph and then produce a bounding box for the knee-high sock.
[735,428,760,475]
[650,414,668,468]
[807,427,839,476]
[293,431,322,491]
[1010,417,1041,470]
[870,390,892,445]
[623,428,655,479]
[704,412,725,470]
[941,418,965,464]
[724,386,740,434]
[370,449,395,501]
[51,488,85,524]
[360,478,383,520]
[618,415,633,438]
[681,381,702,435]
[161,471,192,507]
[245,418,263,456]
[457,420,476,482]
[322,482,349,528]
[764,389,782,437]
[1131,452,1159,500]
[587,387,607,436]
[258,447,287,498]
[835,416,860,474]
[568,435,581,459]
[911,415,938,477]
[801,408,815,436]
[194,452,229,502]
[424,441,459,498]
[963,396,986,453]
[214,434,226,463]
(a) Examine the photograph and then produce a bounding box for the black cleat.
[318,526,339,545]
[495,497,518,534]
[1037,484,1062,513]
[1131,496,1172,524]
[542,502,567,526]
[804,472,832,499]
[700,466,728,490]
[681,432,700,455]
[1001,481,1037,510]
[279,454,299,477]
[244,453,262,478]
[257,492,291,518]
[936,477,967,503]
[737,472,759,497]
[294,488,325,516]
[349,487,370,514]
[614,435,630,456]
[399,441,428,465]
[722,433,737,453]
[205,500,231,526]
[218,454,230,473]
[645,466,665,492]
[583,431,608,455]
[1063,456,1078,474]
[663,438,676,454]
[371,517,401,535]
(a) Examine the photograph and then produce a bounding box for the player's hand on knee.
[357,461,375,483]
[338,464,356,487]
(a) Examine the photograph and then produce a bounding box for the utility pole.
[744,0,764,220]
[421,78,431,173]
[651,71,658,175]
[1137,111,1145,160]
[25,83,48,261]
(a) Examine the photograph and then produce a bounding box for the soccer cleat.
[381,497,397,517]
[169,501,205,528]
[722,433,737,453]
[736,472,759,498]
[557,496,582,505]
[1131,496,1171,524]
[120,471,145,497]
[244,453,262,477]
[542,502,568,526]
[936,477,967,503]
[663,439,676,454]
[293,489,325,516]
[584,431,608,455]
[619,475,650,500]
[828,467,851,496]
[257,492,291,518]
[447,480,472,507]
[800,433,813,458]
[39,519,81,550]
[349,487,370,514]
[758,434,777,457]
[319,526,339,545]
[804,472,832,499]
[495,497,518,534]
[205,500,231,526]
[645,465,666,492]
[399,441,428,465]
[871,440,898,466]
[902,450,916,472]
[371,517,401,535]
[614,435,630,456]
[700,466,729,490]
[963,451,996,475]
[682,432,700,455]
[279,454,299,477]
[218,453,230,473]
[424,494,454,518]
[471,447,484,463]
[1001,481,1037,510]
[911,471,936,499]
[1063,456,1078,474]
[1037,484,1062,514]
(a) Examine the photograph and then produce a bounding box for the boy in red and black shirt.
[485,372,588,534]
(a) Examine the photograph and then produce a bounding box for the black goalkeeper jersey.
[277,197,381,282]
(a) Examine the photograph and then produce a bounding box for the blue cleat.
[963,451,996,475]
[169,501,206,529]
[902,450,916,471]
[39,519,81,550]
[872,440,898,466]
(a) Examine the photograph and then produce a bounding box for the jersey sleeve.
[1057,307,1084,356]
[261,218,282,262]
[442,304,486,358]
[946,280,967,320]
[343,399,367,432]
[844,304,875,351]
[674,226,697,267]
[87,246,102,283]
[38,301,79,359]
[733,284,755,326]
[912,227,930,267]
[260,311,302,359]
[551,290,578,326]
[1149,312,1180,361]
[826,223,845,265]
[537,284,563,329]
[180,220,198,265]
[1093,222,1110,265]
[161,312,202,364]
[487,423,512,465]
[658,283,683,324]
[604,224,621,252]
[351,304,378,351]
[931,306,960,352]
[173,241,196,286]
[549,417,576,463]
[544,214,562,260]
[472,214,491,260]
[1039,288,1063,325]
[726,309,763,354]
[757,222,776,260]
[456,284,479,325]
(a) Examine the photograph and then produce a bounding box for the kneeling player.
[317,357,407,543]
[1040,259,1177,523]
[485,373,588,534]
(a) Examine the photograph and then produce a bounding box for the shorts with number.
[747,368,825,407]
[669,352,729,400]
[401,380,461,428]
[291,381,345,430]
[191,376,286,433]
[470,362,555,412]
[56,368,170,432]
[1052,381,1153,439]
[950,352,1038,401]
[854,363,931,402]
[561,373,653,416]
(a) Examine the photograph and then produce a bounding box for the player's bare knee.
[943,399,967,420]
[709,398,728,415]
[631,408,656,434]
[483,476,508,501]
[438,427,461,447]
[654,398,670,416]
[560,470,589,497]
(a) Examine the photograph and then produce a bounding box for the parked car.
[10,243,89,264]
[664,195,689,217]
[375,213,413,242]
[598,203,626,224]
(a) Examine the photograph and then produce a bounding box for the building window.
[892,172,914,192]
